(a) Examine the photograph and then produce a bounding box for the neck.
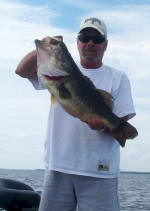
[80,60,102,69]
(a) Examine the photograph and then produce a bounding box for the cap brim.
[79,24,105,36]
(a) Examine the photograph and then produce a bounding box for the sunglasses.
[78,33,105,44]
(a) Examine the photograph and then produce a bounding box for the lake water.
[0,169,150,210]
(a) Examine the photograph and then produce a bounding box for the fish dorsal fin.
[51,94,57,106]
[98,89,114,110]
[84,76,114,109]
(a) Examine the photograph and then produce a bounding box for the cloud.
[121,144,150,172]
[61,0,102,10]
[0,97,50,138]
[135,97,150,107]
[104,41,150,85]
[0,0,59,25]
[84,4,150,81]
[15,131,35,139]
[0,0,74,63]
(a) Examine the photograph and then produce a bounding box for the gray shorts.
[39,170,120,211]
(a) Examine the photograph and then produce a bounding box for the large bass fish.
[35,36,138,147]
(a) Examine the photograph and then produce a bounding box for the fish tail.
[116,122,138,147]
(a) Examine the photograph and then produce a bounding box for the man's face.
[77,28,108,64]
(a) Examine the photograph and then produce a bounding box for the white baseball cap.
[79,17,107,39]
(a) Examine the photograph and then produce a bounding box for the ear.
[104,40,108,51]
[77,39,80,50]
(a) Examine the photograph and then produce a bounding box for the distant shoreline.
[121,171,150,174]
[0,168,150,174]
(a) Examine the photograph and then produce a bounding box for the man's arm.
[15,50,37,80]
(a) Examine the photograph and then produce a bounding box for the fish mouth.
[42,74,69,81]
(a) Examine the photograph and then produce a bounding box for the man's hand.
[87,116,129,147]
[15,50,37,80]
[15,37,54,80]
[87,115,129,142]
[87,117,105,130]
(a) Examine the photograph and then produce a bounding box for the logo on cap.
[84,18,102,26]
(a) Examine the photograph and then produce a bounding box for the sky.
[0,0,150,172]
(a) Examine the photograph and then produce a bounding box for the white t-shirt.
[30,64,136,178]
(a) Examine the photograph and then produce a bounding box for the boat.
[0,178,40,211]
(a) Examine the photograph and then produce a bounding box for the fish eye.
[50,38,60,45]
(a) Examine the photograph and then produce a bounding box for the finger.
[94,118,105,129]
[88,118,95,129]
[88,117,104,130]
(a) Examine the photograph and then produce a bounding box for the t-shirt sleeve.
[112,73,136,120]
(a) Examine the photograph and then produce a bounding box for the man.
[16,17,136,211]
